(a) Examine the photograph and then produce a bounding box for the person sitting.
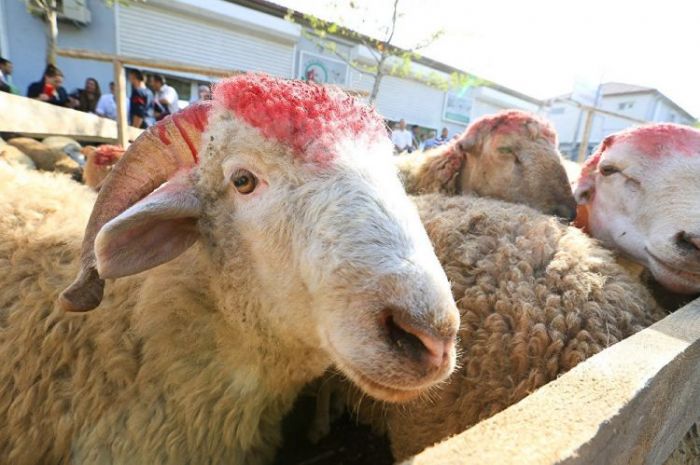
[27,64,69,106]
[69,77,101,113]
[95,81,117,120]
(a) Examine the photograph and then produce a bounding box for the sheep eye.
[231,169,257,194]
[599,165,620,177]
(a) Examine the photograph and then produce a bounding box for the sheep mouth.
[645,248,700,292]
[325,338,428,403]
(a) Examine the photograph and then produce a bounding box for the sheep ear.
[94,172,201,279]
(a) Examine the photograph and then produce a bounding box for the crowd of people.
[390,118,454,153]
[0,58,213,129]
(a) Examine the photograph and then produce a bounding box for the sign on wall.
[299,51,349,86]
[443,89,474,124]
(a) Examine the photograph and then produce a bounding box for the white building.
[0,0,542,138]
[546,82,695,158]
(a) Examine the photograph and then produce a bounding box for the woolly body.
[330,193,664,461]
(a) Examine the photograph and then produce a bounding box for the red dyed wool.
[577,124,700,189]
[465,110,557,145]
[93,145,125,167]
[213,73,387,164]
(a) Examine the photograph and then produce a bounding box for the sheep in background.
[0,74,460,465]
[396,110,577,219]
[81,144,124,191]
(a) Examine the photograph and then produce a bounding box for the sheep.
[0,138,36,169]
[81,144,124,191]
[396,110,577,219]
[574,123,700,300]
[7,137,81,177]
[572,124,700,464]
[305,192,665,461]
[0,74,460,465]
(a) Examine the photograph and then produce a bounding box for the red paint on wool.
[213,73,386,164]
[466,110,557,145]
[93,145,125,167]
[576,124,700,190]
[612,123,700,159]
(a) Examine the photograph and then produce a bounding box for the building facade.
[547,82,695,158]
[0,0,542,137]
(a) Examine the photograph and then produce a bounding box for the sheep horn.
[59,101,213,312]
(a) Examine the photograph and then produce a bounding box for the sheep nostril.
[675,231,700,253]
[382,311,447,369]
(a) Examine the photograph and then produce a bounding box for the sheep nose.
[381,308,455,371]
[553,203,577,222]
[675,231,700,253]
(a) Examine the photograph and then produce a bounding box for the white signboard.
[298,51,349,86]
[443,88,474,124]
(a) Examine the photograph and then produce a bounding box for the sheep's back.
[0,164,143,464]
[386,194,663,460]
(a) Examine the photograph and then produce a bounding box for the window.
[669,114,676,122]
[618,101,634,110]
[550,107,565,115]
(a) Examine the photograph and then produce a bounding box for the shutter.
[118,4,294,78]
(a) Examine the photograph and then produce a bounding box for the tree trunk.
[45,6,58,66]
[369,56,386,105]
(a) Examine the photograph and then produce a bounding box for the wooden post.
[577,108,595,163]
[113,59,129,148]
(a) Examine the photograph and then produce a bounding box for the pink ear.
[94,172,200,279]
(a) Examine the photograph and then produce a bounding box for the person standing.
[424,127,450,149]
[27,64,69,106]
[0,57,19,94]
[150,74,179,120]
[391,119,413,153]
[127,69,154,129]
[95,81,117,120]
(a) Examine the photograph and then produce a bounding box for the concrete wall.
[3,0,117,97]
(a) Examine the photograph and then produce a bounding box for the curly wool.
[214,74,387,165]
[378,194,664,460]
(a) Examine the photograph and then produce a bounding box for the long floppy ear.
[94,172,200,279]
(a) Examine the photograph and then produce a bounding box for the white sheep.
[574,123,700,300]
[0,74,460,465]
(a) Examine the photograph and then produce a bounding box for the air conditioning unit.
[58,0,92,25]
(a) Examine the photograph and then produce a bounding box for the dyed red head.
[59,74,396,312]
[574,123,700,294]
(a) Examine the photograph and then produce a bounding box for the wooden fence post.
[577,108,595,163]
[113,59,129,148]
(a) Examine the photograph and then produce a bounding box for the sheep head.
[435,110,576,219]
[59,74,459,402]
[575,123,700,294]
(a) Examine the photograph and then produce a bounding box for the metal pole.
[113,59,128,148]
[577,108,595,163]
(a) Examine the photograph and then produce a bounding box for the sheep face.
[192,113,459,403]
[575,124,700,294]
[88,76,459,404]
[457,111,576,220]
